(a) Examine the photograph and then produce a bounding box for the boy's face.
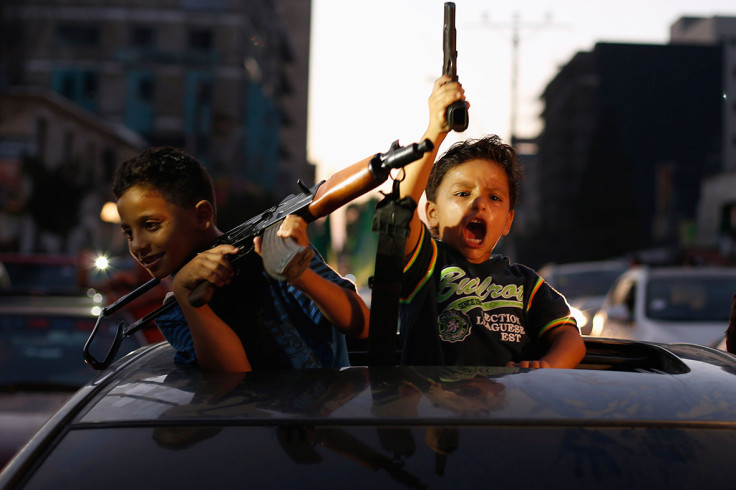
[426,159,514,264]
[117,185,206,278]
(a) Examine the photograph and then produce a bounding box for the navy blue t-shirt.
[400,226,576,366]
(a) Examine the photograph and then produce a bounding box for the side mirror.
[606,304,632,323]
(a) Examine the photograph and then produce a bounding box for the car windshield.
[0,313,139,388]
[550,269,624,298]
[646,276,736,322]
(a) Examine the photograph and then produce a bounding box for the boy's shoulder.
[487,255,540,277]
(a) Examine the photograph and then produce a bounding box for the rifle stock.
[308,155,375,218]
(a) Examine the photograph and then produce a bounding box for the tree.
[22,155,86,248]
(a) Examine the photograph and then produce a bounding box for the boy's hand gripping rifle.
[83,138,433,370]
[443,2,469,132]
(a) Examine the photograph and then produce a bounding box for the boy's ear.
[502,209,515,236]
[193,200,215,230]
[425,200,439,230]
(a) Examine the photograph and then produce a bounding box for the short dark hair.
[113,146,216,216]
[425,135,523,210]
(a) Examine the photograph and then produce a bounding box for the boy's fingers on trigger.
[207,244,238,257]
[253,236,263,255]
[436,75,450,87]
[278,217,309,246]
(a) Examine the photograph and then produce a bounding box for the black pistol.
[443,2,469,132]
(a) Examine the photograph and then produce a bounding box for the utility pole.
[476,12,562,144]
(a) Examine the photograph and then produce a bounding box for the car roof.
[539,259,628,274]
[643,266,736,278]
[54,339,736,427]
[617,266,736,283]
[0,290,104,318]
[5,339,736,489]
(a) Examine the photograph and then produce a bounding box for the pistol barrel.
[443,2,457,80]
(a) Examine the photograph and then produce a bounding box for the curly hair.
[113,146,216,217]
[425,135,523,210]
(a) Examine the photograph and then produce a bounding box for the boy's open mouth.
[139,253,163,268]
[463,218,486,246]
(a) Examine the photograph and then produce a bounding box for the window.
[138,77,153,101]
[125,72,155,135]
[56,24,100,46]
[102,148,117,183]
[83,72,98,105]
[53,69,99,113]
[188,29,213,51]
[130,27,155,48]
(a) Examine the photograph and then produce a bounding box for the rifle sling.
[367,192,416,366]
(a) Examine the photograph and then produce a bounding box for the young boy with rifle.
[398,77,586,369]
[113,146,370,372]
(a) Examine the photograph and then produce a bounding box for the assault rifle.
[83,138,433,370]
[443,2,469,132]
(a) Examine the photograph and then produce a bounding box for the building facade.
[670,16,736,258]
[0,87,145,252]
[0,0,313,253]
[519,41,723,268]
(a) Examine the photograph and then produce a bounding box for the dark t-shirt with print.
[156,248,351,369]
[399,227,576,366]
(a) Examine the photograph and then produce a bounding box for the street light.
[100,201,120,224]
[94,255,110,271]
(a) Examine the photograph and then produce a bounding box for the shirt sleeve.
[155,298,197,365]
[401,225,438,303]
[276,245,356,324]
[526,276,578,338]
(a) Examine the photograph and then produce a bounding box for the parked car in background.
[538,260,629,334]
[590,266,736,349]
[3,338,736,489]
[0,291,146,470]
[0,253,97,295]
[0,252,168,343]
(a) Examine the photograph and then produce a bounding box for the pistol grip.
[446,100,469,132]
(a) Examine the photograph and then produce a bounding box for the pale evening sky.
[308,0,736,181]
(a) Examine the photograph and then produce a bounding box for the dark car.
[0,254,91,295]
[0,292,146,469]
[3,338,736,489]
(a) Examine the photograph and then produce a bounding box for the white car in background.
[590,266,736,349]
[538,260,629,335]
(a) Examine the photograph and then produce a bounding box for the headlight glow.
[95,255,110,270]
[569,306,588,329]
